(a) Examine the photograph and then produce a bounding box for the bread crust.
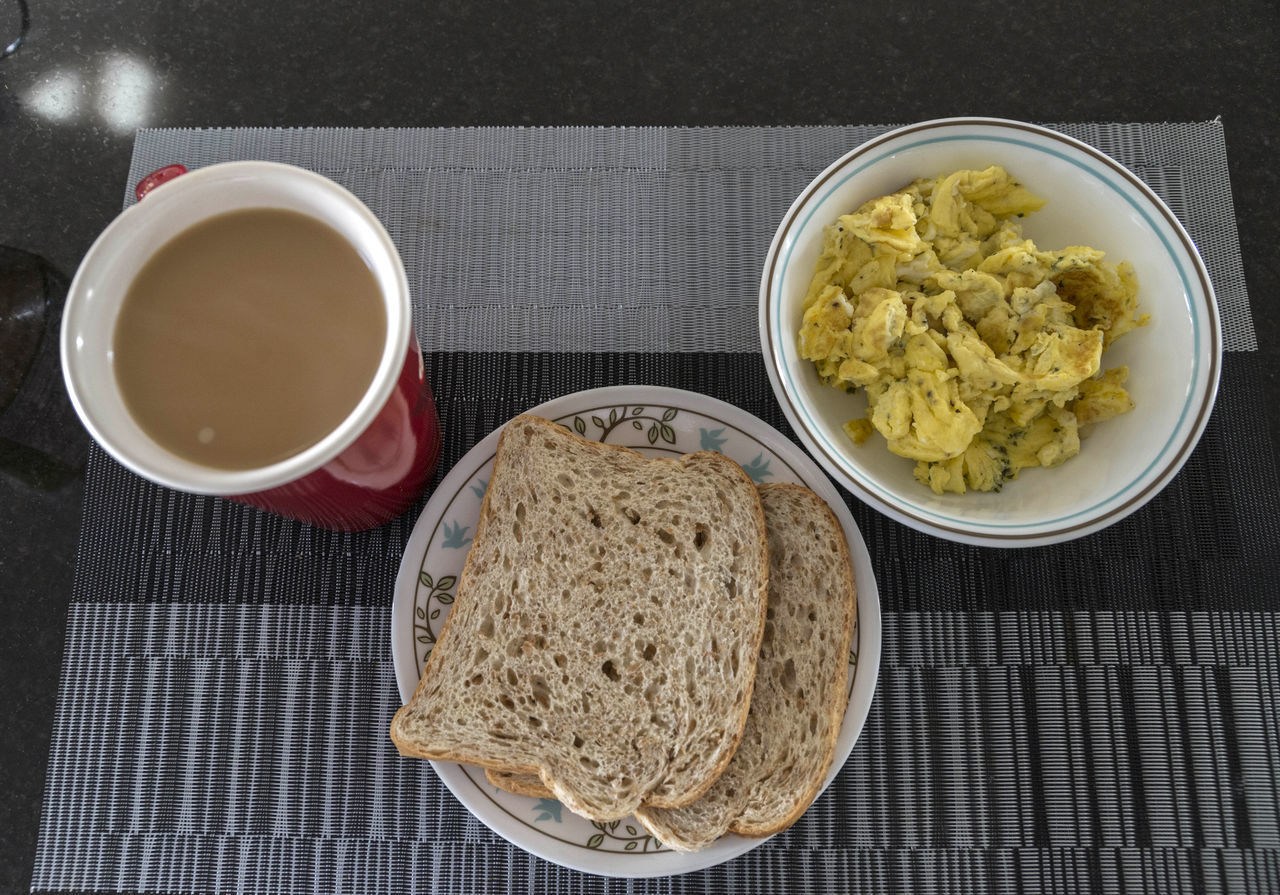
[390,414,770,822]
[485,768,555,799]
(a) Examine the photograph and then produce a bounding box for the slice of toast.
[390,414,770,822]
[486,482,855,851]
[636,483,855,848]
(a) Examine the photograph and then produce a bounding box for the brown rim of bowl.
[763,118,1222,543]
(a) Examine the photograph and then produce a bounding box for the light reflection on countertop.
[21,66,82,121]
[21,52,158,132]
[96,52,157,132]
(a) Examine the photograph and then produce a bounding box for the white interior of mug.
[61,161,412,495]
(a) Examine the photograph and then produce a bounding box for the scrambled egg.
[798,166,1148,494]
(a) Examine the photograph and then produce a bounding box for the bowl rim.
[759,117,1223,546]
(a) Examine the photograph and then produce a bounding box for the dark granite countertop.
[2,1,1277,891]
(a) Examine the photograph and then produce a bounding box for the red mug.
[61,161,441,530]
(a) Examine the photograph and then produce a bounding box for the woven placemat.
[33,124,1280,895]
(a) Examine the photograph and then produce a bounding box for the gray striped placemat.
[32,124,1280,894]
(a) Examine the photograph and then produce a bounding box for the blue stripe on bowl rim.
[770,126,1216,534]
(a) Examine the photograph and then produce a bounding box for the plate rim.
[390,384,881,878]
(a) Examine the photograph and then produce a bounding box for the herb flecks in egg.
[797,165,1150,494]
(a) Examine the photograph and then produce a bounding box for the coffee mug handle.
[134,164,188,202]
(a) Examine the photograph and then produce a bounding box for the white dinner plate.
[391,385,881,878]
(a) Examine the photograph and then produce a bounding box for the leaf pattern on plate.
[532,798,563,824]
[699,427,728,452]
[572,406,681,445]
[586,819,666,852]
[740,452,773,483]
[413,572,459,663]
[441,520,472,549]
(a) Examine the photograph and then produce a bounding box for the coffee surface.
[113,208,387,470]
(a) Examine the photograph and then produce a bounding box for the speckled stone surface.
[1,1,1277,891]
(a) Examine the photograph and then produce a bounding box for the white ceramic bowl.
[759,119,1222,547]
